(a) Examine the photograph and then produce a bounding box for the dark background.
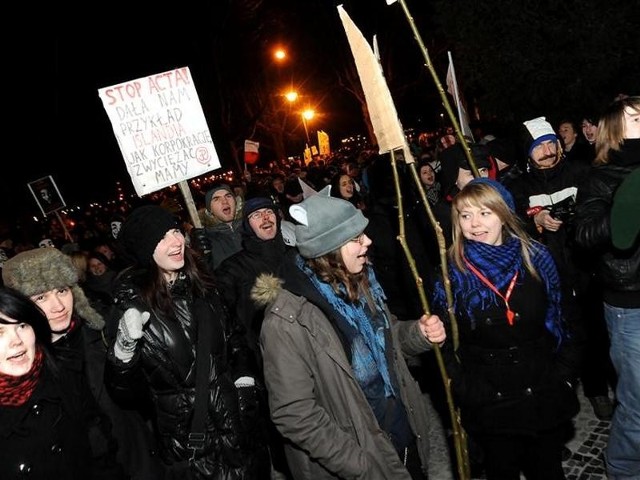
[2,0,638,227]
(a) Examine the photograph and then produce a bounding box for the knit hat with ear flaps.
[290,186,369,259]
[2,248,105,330]
[118,205,179,266]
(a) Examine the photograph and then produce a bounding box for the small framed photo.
[28,175,66,216]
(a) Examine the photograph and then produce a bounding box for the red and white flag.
[244,139,259,165]
[446,52,474,141]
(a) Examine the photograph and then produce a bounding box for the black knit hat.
[439,143,491,195]
[485,137,517,167]
[242,196,278,234]
[118,205,178,266]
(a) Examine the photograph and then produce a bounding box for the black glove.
[237,385,261,434]
[190,228,212,258]
[237,384,259,415]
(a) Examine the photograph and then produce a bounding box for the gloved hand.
[113,308,150,363]
[235,377,261,435]
[190,228,212,258]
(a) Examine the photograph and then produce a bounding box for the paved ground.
[425,383,611,480]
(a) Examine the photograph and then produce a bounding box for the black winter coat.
[105,270,263,479]
[0,361,123,480]
[434,271,580,436]
[574,139,640,307]
[509,158,590,293]
[215,230,288,366]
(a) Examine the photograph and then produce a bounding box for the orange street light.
[274,48,287,62]
[302,109,315,144]
[284,90,298,103]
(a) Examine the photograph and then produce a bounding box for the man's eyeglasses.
[248,209,276,221]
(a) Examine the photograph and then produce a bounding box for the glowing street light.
[302,109,315,144]
[284,90,298,103]
[274,48,287,62]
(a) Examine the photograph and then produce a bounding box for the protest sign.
[28,175,66,216]
[98,66,221,197]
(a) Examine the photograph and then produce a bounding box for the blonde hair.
[68,251,89,283]
[595,96,640,165]
[449,182,539,280]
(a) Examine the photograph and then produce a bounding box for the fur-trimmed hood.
[197,206,243,228]
[251,273,284,308]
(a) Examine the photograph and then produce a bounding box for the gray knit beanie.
[205,183,233,213]
[290,186,369,259]
[2,248,105,330]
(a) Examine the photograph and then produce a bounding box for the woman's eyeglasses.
[350,233,366,245]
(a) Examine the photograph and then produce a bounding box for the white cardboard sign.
[98,66,221,197]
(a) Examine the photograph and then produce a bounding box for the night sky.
[3,0,637,229]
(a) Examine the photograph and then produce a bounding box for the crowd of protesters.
[0,95,638,479]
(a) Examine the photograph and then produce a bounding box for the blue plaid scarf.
[433,236,566,347]
[297,255,396,397]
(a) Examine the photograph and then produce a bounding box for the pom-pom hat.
[290,186,369,259]
[118,205,179,266]
[2,248,105,330]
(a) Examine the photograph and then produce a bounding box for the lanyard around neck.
[464,258,519,326]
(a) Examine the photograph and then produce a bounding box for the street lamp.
[273,48,287,62]
[302,109,315,144]
[284,90,298,103]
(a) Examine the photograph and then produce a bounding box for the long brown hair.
[595,96,640,165]
[137,247,215,315]
[305,250,370,303]
[449,182,540,280]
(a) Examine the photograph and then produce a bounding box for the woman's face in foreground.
[0,317,36,377]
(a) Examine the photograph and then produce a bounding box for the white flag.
[446,52,474,141]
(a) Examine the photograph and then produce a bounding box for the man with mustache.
[510,116,616,423]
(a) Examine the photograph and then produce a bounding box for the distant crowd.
[0,95,638,480]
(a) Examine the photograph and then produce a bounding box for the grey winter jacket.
[255,272,434,479]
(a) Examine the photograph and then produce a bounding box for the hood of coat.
[251,273,283,308]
